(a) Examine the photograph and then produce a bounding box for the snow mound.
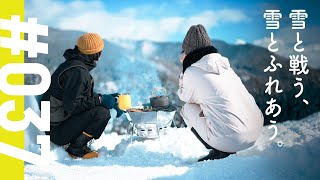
[24,96,320,179]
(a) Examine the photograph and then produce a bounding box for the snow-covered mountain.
[25,27,320,125]
[24,95,320,179]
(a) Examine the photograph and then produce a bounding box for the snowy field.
[24,96,320,180]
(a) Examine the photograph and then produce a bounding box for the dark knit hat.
[182,24,212,55]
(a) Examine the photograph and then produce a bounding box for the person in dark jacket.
[42,33,123,159]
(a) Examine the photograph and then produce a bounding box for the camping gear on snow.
[118,93,132,111]
[127,108,176,139]
[124,88,177,139]
[116,93,135,138]
[149,87,170,108]
[150,96,169,108]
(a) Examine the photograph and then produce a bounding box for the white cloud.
[213,9,248,23]
[253,30,320,69]
[235,39,246,45]
[253,37,286,49]
[141,41,156,56]
[26,0,248,42]
[253,37,269,48]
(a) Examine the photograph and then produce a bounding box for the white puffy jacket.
[178,53,264,152]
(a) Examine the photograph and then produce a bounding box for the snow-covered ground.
[24,96,320,179]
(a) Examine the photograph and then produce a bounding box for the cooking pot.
[150,88,170,108]
[150,96,170,108]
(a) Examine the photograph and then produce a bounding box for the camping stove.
[127,109,176,139]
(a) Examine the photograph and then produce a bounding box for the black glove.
[114,103,124,118]
[101,94,116,109]
[110,93,120,97]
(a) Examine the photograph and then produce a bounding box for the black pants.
[46,106,111,146]
[191,127,235,154]
[191,127,214,149]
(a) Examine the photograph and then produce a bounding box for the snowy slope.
[24,96,320,180]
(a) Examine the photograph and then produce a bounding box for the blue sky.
[26,0,319,45]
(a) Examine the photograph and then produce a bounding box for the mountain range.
[25,28,320,125]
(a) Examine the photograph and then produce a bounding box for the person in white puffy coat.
[178,24,264,161]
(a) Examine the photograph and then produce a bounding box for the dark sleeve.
[93,92,102,106]
[60,68,98,116]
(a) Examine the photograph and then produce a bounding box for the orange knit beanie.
[77,33,104,55]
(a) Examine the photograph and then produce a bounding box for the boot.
[66,132,99,159]
[198,149,234,162]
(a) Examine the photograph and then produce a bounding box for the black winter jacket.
[42,47,102,126]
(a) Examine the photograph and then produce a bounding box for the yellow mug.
[118,93,132,111]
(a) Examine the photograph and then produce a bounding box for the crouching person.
[178,25,264,162]
[42,33,123,159]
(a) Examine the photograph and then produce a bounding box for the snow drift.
[24,96,320,179]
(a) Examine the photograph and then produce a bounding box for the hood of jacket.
[63,46,97,71]
[191,53,230,75]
